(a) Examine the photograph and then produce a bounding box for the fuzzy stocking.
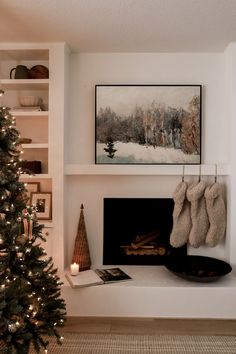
[187,181,209,248]
[170,181,192,248]
[204,183,226,247]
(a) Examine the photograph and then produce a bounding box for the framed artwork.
[25,182,40,204]
[95,85,201,164]
[31,192,52,220]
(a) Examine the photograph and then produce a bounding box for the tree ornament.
[0,234,4,244]
[72,204,91,271]
[15,233,27,245]
[8,323,17,333]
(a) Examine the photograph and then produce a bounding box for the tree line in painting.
[96,95,200,156]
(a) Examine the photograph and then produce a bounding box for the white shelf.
[0,79,49,90]
[65,163,230,176]
[20,174,51,179]
[22,143,48,149]
[11,111,48,117]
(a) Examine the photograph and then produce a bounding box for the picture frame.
[95,85,201,165]
[25,182,40,204]
[31,192,52,220]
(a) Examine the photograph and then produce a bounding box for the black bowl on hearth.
[165,255,232,283]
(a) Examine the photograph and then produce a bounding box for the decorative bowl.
[165,255,232,282]
[18,95,40,107]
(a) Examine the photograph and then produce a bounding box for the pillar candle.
[70,262,79,276]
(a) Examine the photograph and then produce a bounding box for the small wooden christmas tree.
[72,204,91,271]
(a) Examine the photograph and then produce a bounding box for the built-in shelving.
[65,163,230,176]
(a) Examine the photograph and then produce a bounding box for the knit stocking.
[187,181,209,248]
[170,181,192,248]
[204,182,226,247]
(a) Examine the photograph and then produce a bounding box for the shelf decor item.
[95,85,201,165]
[31,192,52,220]
[21,160,42,174]
[29,65,49,79]
[72,204,91,271]
[24,182,40,205]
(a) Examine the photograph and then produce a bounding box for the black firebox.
[103,198,187,265]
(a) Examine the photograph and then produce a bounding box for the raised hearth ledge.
[65,164,230,176]
[61,266,236,318]
[62,265,236,289]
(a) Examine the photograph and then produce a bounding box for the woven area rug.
[25,333,236,353]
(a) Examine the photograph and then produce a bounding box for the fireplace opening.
[103,198,187,265]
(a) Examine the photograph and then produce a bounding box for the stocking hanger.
[182,165,185,182]
[215,163,218,183]
[198,164,201,182]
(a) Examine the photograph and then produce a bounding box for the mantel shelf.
[65,164,230,176]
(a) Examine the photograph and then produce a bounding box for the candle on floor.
[70,262,79,276]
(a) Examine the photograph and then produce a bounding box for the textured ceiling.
[0,0,236,53]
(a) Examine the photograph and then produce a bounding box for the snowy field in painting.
[96,142,200,164]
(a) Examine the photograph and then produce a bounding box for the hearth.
[103,198,186,265]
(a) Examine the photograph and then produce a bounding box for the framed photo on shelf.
[31,192,52,220]
[25,182,40,204]
[95,85,201,165]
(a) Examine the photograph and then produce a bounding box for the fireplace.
[103,198,187,265]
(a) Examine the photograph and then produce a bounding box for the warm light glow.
[70,262,79,275]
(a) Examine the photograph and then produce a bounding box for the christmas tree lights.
[0,106,66,353]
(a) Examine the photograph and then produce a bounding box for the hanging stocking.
[170,181,192,248]
[187,180,209,248]
[204,182,226,247]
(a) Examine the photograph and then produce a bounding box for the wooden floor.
[63,317,236,336]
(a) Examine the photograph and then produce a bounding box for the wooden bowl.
[165,255,232,282]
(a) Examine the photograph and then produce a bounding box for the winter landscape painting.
[95,85,201,164]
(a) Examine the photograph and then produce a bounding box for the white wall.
[65,52,228,268]
[67,53,227,164]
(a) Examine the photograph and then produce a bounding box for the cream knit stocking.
[187,180,209,248]
[204,182,226,247]
[170,181,192,248]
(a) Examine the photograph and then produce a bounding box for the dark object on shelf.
[19,138,32,144]
[10,65,30,79]
[22,160,42,174]
[29,65,49,79]
[165,255,232,282]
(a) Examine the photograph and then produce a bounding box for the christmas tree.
[0,106,66,353]
[104,137,117,159]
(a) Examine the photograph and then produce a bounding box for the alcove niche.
[60,47,236,317]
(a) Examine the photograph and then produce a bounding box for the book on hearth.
[94,267,132,283]
[65,268,132,288]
